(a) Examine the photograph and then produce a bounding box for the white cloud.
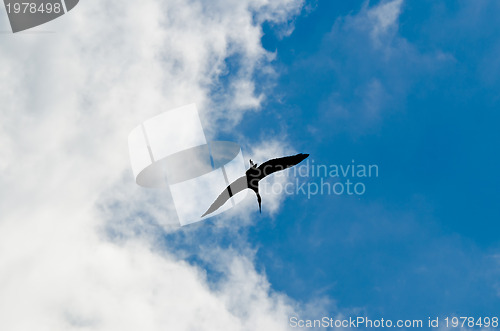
[0,0,329,330]
[367,0,403,44]
[334,0,404,51]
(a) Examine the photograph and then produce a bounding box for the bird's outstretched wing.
[201,175,248,217]
[256,153,309,180]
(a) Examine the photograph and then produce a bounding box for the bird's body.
[201,153,309,217]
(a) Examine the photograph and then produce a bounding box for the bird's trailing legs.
[256,191,262,213]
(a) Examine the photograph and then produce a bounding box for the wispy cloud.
[295,0,453,136]
[367,0,403,46]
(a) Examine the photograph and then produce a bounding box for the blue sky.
[169,0,500,326]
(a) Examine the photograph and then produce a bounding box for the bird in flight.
[201,153,309,217]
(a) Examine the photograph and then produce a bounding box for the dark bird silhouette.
[201,153,309,217]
